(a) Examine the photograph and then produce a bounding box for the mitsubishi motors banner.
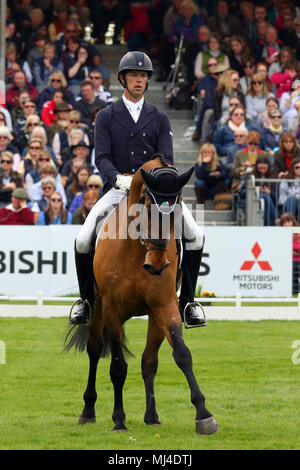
[0,226,293,297]
[201,227,292,297]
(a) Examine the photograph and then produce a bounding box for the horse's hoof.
[195,416,219,435]
[78,415,96,425]
[113,424,129,432]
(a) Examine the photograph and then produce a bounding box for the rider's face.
[123,71,149,102]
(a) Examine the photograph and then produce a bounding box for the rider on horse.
[69,51,206,329]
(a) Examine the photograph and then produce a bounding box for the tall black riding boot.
[69,247,95,325]
[179,247,206,328]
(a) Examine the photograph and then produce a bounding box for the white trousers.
[76,187,204,254]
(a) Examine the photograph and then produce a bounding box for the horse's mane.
[128,156,170,205]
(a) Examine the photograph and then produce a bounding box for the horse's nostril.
[143,263,170,275]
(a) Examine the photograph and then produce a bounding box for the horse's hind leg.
[109,334,128,431]
[142,317,164,425]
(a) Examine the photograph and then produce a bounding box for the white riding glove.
[115,174,133,191]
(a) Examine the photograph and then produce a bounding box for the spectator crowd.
[1,0,300,238]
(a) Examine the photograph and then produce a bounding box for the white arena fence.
[0,225,299,320]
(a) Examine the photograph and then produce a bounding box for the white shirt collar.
[122,94,144,118]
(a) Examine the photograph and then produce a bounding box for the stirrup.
[183,301,207,329]
[68,298,92,324]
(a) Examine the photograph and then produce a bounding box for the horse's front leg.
[109,335,128,431]
[163,316,219,435]
[142,316,165,425]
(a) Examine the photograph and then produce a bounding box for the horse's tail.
[63,324,89,353]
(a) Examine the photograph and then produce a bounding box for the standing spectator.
[74,80,106,128]
[5,70,38,110]
[37,191,72,225]
[0,188,34,225]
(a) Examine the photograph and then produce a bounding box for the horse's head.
[139,165,194,275]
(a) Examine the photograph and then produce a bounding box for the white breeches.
[75,187,204,254]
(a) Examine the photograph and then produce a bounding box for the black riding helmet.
[118,51,153,89]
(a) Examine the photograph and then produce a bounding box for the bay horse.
[65,156,219,435]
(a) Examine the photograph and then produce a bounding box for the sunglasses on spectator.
[88,184,100,188]
[29,145,41,150]
[1,159,12,164]
[252,81,262,85]
[66,29,76,33]
[70,120,79,124]
[207,63,217,67]
[38,158,50,162]
[248,142,259,145]
[24,104,35,108]
[271,115,281,119]
[233,113,244,116]
[244,64,254,68]
[28,122,39,126]
[51,78,62,83]
[51,198,62,202]
[235,134,245,138]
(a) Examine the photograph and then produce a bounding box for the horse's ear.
[177,167,194,190]
[140,168,157,187]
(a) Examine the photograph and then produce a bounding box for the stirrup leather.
[68,298,92,324]
[183,301,207,329]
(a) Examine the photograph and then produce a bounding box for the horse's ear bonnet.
[140,166,194,212]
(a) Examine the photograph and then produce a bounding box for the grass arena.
[0,311,299,450]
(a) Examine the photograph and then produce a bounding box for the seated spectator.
[255,61,276,94]
[66,45,93,97]
[246,73,275,124]
[279,74,300,131]
[270,60,299,99]
[5,40,32,86]
[9,90,30,125]
[0,151,23,207]
[26,32,48,71]
[194,33,229,81]
[88,69,114,104]
[256,97,280,131]
[261,26,282,66]
[231,130,270,190]
[124,3,153,51]
[69,174,103,215]
[25,125,58,168]
[72,188,100,224]
[13,98,37,143]
[47,102,72,145]
[26,159,66,207]
[279,212,300,293]
[226,127,248,176]
[262,109,285,160]
[37,191,72,225]
[18,137,44,177]
[14,113,41,154]
[268,46,294,77]
[213,105,258,157]
[274,131,300,178]
[207,0,242,39]
[48,3,69,42]
[228,35,251,77]
[37,70,75,114]
[182,25,210,88]
[32,42,63,92]
[65,164,92,209]
[169,0,205,45]
[0,126,21,172]
[31,176,57,224]
[6,70,38,110]
[74,79,106,128]
[239,57,256,95]
[61,140,94,187]
[278,157,300,219]
[0,108,13,132]
[0,188,34,225]
[41,90,71,127]
[194,143,227,204]
[211,69,245,125]
[237,155,277,226]
[219,94,247,128]
[63,157,89,192]
[52,122,89,167]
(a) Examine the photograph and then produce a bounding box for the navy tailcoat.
[94,97,174,192]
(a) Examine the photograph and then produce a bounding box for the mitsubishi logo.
[240,242,272,271]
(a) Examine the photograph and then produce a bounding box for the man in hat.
[69,51,206,330]
[0,188,34,225]
[74,80,107,127]
[192,61,228,141]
